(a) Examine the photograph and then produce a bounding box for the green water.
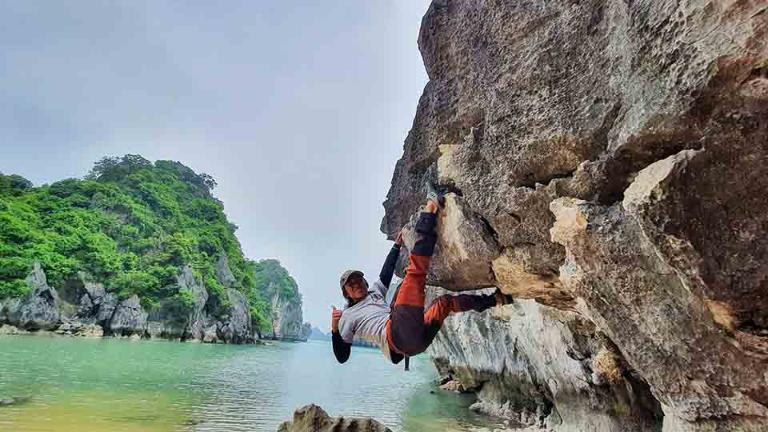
[0,335,502,432]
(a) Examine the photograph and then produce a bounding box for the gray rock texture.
[219,288,253,344]
[181,265,210,340]
[74,278,114,323]
[146,265,210,340]
[384,1,768,431]
[216,254,237,288]
[2,262,61,330]
[0,259,260,345]
[427,291,660,431]
[264,287,306,341]
[108,295,147,337]
[56,321,104,337]
[278,404,391,432]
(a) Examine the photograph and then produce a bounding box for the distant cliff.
[255,259,307,341]
[385,1,767,431]
[0,155,305,343]
[308,326,331,341]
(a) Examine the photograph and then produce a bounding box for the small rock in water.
[278,404,391,432]
[0,396,31,407]
[439,379,467,393]
[0,325,28,335]
[55,321,104,338]
[181,418,203,426]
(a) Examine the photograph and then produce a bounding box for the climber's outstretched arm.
[379,230,404,288]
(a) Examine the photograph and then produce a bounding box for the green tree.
[0,155,302,330]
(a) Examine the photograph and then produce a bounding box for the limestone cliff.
[0,157,307,345]
[385,1,768,431]
[256,259,306,341]
[427,288,660,431]
[263,289,306,341]
[0,258,254,344]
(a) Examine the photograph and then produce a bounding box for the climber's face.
[344,275,368,301]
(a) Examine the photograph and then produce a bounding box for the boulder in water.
[0,396,31,407]
[278,404,391,432]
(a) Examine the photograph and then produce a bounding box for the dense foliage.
[253,259,300,301]
[0,155,300,332]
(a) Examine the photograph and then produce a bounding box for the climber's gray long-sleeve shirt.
[332,244,401,363]
[337,279,392,359]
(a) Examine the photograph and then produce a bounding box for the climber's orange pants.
[386,212,496,356]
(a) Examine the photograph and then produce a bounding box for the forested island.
[0,155,309,342]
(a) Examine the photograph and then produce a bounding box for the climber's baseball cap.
[339,270,364,290]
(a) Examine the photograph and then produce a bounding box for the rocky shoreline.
[0,258,305,344]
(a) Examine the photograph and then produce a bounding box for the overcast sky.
[0,1,431,330]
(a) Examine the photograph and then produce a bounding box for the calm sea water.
[0,335,502,432]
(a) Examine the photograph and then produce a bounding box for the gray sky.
[0,0,430,330]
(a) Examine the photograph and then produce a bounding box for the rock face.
[109,295,148,337]
[278,404,391,432]
[74,278,117,325]
[216,254,237,288]
[428,290,661,431]
[219,288,252,344]
[384,1,768,431]
[146,265,209,340]
[300,322,311,340]
[0,259,255,344]
[1,262,61,330]
[264,289,306,341]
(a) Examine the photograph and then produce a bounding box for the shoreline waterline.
[0,335,503,431]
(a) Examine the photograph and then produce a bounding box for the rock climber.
[331,184,512,365]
